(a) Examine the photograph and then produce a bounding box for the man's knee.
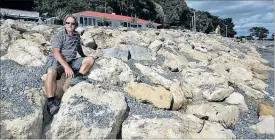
[47,68,58,78]
[84,56,95,65]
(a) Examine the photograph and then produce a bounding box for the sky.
[186,0,274,37]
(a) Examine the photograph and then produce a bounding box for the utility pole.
[105,0,106,14]
[193,11,196,32]
[191,16,193,27]
[225,25,228,37]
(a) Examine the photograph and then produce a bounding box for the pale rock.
[0,89,46,138]
[22,32,48,45]
[225,92,249,112]
[81,31,98,50]
[148,40,163,53]
[158,48,189,72]
[246,78,267,91]
[135,63,174,89]
[1,39,46,66]
[181,68,231,101]
[0,26,21,55]
[75,27,85,35]
[119,45,155,61]
[88,57,135,85]
[186,103,240,128]
[229,66,253,83]
[124,82,172,109]
[122,114,204,139]
[190,121,236,139]
[202,86,234,102]
[31,25,53,35]
[46,82,127,139]
[258,103,274,117]
[237,83,265,99]
[250,115,274,134]
[170,83,188,110]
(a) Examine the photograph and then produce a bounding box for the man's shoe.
[70,76,86,86]
[47,99,60,116]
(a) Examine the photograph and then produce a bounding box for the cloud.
[186,0,274,37]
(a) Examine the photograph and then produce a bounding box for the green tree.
[54,8,69,25]
[33,0,237,35]
[249,27,269,40]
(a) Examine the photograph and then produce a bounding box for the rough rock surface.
[0,19,273,139]
[45,82,127,139]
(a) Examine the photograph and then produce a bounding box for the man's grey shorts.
[45,57,85,80]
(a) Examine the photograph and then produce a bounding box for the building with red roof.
[73,11,161,28]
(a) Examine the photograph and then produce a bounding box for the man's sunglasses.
[65,22,76,25]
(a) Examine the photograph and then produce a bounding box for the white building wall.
[0,8,39,18]
[112,20,121,27]
[74,14,153,29]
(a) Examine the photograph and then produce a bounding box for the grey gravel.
[0,60,45,120]
[232,46,274,139]
[233,99,274,139]
[123,92,174,119]
[66,95,115,129]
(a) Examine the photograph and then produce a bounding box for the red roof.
[78,11,151,24]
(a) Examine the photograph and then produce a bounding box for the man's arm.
[76,33,86,57]
[53,48,74,77]
[53,48,70,68]
[77,45,86,57]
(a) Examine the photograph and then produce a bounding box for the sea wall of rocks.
[0,19,274,139]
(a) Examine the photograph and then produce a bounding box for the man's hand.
[64,66,74,78]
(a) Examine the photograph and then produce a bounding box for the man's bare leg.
[79,56,95,75]
[45,68,60,115]
[45,68,57,97]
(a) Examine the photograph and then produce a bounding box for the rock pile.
[0,19,274,139]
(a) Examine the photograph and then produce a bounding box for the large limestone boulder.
[225,92,249,112]
[124,82,172,109]
[87,57,135,86]
[170,83,188,110]
[229,66,253,84]
[81,27,120,49]
[179,45,211,62]
[1,39,47,66]
[139,30,158,44]
[0,88,46,138]
[119,45,155,61]
[2,19,36,33]
[246,78,267,91]
[258,103,274,117]
[99,47,130,61]
[46,82,127,139]
[191,121,236,139]
[122,114,204,139]
[181,68,233,101]
[135,63,174,89]
[0,26,21,56]
[148,40,163,54]
[158,48,189,72]
[250,115,274,134]
[118,30,147,46]
[81,30,98,49]
[22,32,48,45]
[237,83,265,99]
[31,25,53,35]
[186,103,240,128]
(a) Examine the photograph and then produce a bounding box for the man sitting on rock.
[44,15,94,116]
